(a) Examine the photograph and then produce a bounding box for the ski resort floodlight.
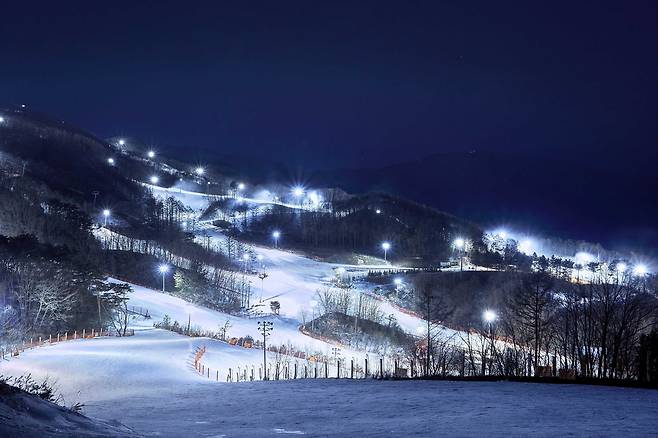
[575,252,595,266]
[158,264,169,292]
[616,262,627,273]
[518,238,534,255]
[454,238,465,249]
[633,264,648,277]
[107,158,115,165]
[0,116,4,123]
[147,150,155,158]
[483,310,497,323]
[102,209,111,226]
[150,176,159,184]
[375,209,381,214]
[394,278,403,286]
[118,139,125,146]
[293,186,304,197]
[195,167,204,175]
[496,230,508,239]
[238,182,245,190]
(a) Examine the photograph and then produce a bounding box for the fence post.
[91,328,95,338]
[314,365,317,379]
[294,363,297,379]
[351,359,354,379]
[365,358,368,378]
[82,329,86,339]
[337,360,340,378]
[229,368,232,382]
[324,361,328,378]
[57,333,60,342]
[380,358,384,378]
[207,367,210,378]
[251,367,254,381]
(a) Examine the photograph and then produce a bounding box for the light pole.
[381,242,391,262]
[102,209,110,226]
[258,321,273,380]
[483,310,497,375]
[147,150,155,159]
[454,238,465,272]
[272,230,280,249]
[158,264,169,292]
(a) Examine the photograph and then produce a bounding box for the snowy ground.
[2,329,657,437]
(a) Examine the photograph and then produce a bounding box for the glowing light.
[107,158,115,165]
[336,267,346,274]
[633,264,648,277]
[147,150,155,158]
[158,264,169,274]
[454,238,465,249]
[0,116,5,123]
[496,230,508,239]
[256,254,264,261]
[616,262,627,273]
[574,252,595,266]
[483,310,497,323]
[375,209,381,214]
[518,239,534,255]
[102,209,110,217]
[382,242,391,251]
[292,186,304,197]
[150,176,159,184]
[242,253,250,261]
[118,139,125,146]
[272,231,281,239]
[195,167,204,175]
[238,183,245,190]
[394,278,403,286]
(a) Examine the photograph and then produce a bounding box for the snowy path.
[2,331,657,437]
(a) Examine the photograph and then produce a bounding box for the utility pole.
[258,321,273,380]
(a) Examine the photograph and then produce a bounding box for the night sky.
[2,1,655,174]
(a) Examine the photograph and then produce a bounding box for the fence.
[192,344,415,383]
[0,327,135,361]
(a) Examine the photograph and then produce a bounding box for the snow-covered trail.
[3,332,657,438]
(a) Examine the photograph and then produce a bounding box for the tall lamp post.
[158,264,169,292]
[483,310,497,375]
[258,321,273,380]
[272,230,281,249]
[454,238,465,272]
[102,209,111,227]
[381,242,391,262]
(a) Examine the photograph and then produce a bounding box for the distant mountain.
[312,152,658,254]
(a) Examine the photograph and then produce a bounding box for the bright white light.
[454,238,465,249]
[118,139,125,146]
[237,183,245,191]
[309,191,321,205]
[150,176,159,184]
[256,254,264,261]
[394,278,403,286]
[293,186,304,197]
[158,264,169,273]
[375,209,381,214]
[195,167,204,175]
[102,209,110,217]
[574,252,595,266]
[483,310,497,323]
[242,253,250,261]
[496,230,508,239]
[147,151,155,159]
[616,262,627,273]
[107,158,115,165]
[336,267,346,274]
[518,239,533,255]
[272,231,281,239]
[0,116,5,123]
[633,264,648,277]
[382,242,391,251]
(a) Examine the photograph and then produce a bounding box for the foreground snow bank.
[0,382,140,438]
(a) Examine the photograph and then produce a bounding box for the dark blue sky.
[1,1,656,173]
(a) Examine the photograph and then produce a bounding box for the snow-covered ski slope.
[2,329,657,437]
